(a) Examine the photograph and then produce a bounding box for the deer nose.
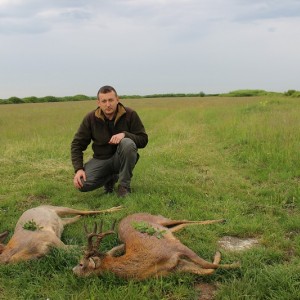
[72,265,81,275]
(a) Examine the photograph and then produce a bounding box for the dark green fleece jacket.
[71,103,148,172]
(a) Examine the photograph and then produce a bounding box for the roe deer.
[73,213,240,280]
[0,205,122,264]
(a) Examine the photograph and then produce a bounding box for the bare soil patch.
[195,282,217,300]
[218,236,259,251]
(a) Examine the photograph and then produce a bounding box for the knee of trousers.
[78,183,96,192]
[78,179,101,192]
[118,138,137,155]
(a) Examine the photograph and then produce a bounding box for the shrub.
[8,96,24,104]
[72,94,91,101]
[284,90,296,96]
[23,96,39,103]
[284,90,300,97]
[222,89,268,97]
[0,99,9,105]
[40,96,60,102]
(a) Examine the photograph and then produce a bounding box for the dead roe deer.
[0,205,122,264]
[73,213,240,280]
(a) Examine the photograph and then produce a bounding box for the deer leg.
[176,251,221,275]
[52,238,69,249]
[177,260,216,275]
[61,215,82,226]
[162,219,226,233]
[50,235,80,251]
[0,231,9,242]
[106,244,125,256]
[44,205,123,217]
[142,254,181,279]
[180,247,240,270]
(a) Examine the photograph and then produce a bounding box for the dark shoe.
[117,185,131,198]
[104,175,118,194]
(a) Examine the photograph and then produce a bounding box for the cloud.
[0,0,94,34]
[0,0,300,98]
[232,0,300,22]
[2,1,299,37]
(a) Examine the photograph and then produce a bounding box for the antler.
[84,220,116,258]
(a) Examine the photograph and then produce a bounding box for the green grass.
[0,95,299,299]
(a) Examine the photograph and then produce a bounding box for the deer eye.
[79,260,89,269]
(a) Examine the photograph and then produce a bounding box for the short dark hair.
[97,85,118,99]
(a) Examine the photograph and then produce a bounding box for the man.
[71,85,148,197]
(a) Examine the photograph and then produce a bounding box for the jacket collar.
[95,103,126,124]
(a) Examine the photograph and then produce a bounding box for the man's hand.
[109,133,125,144]
[73,169,86,189]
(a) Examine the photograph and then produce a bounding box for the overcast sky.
[1,0,300,98]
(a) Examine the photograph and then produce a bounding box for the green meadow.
[0,95,299,299]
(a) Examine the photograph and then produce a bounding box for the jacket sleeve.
[71,113,93,172]
[123,110,148,148]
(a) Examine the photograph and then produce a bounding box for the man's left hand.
[109,133,125,144]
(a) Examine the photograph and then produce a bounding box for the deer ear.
[0,231,9,243]
[89,257,101,269]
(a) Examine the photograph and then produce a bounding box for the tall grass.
[0,95,299,299]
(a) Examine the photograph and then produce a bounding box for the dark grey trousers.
[79,138,138,192]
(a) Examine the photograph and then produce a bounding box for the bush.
[72,94,91,101]
[222,90,268,97]
[39,96,60,102]
[8,97,24,104]
[0,99,9,105]
[23,96,39,103]
[284,90,300,97]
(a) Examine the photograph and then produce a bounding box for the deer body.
[0,205,122,264]
[73,213,239,280]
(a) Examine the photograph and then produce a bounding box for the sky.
[1,0,300,99]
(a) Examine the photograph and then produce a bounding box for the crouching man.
[71,85,148,198]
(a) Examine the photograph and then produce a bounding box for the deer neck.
[96,254,137,278]
[96,253,156,279]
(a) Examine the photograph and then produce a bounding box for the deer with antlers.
[73,213,240,280]
[0,205,122,264]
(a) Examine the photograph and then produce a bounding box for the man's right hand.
[73,169,86,189]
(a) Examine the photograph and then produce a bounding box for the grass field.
[0,95,299,299]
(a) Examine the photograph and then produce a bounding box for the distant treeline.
[0,94,94,105]
[1,89,299,105]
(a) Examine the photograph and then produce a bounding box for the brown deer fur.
[73,213,239,280]
[0,205,122,264]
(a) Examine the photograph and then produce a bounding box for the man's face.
[97,91,119,119]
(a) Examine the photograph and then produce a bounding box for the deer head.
[73,220,116,277]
